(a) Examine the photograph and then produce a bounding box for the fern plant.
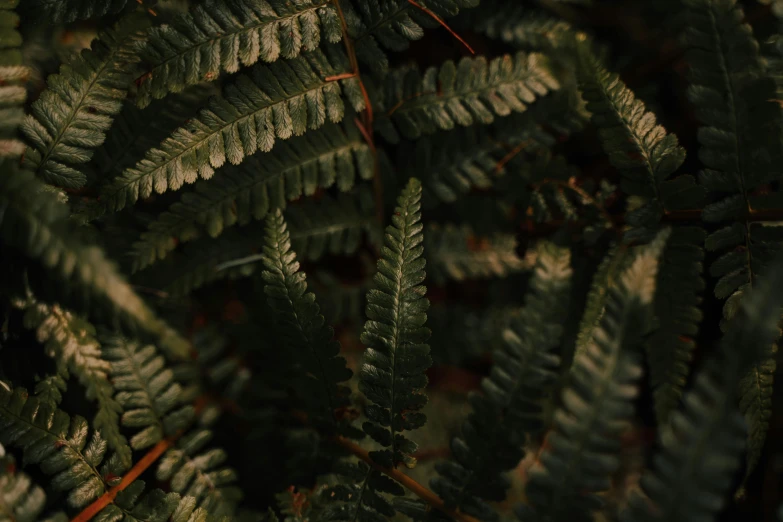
[2,1,783,521]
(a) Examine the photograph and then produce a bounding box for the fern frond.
[521,231,668,522]
[33,373,68,408]
[396,114,552,204]
[0,452,63,522]
[425,224,528,284]
[16,300,131,468]
[431,242,572,521]
[623,255,783,522]
[260,209,354,433]
[135,0,342,108]
[324,464,402,522]
[286,186,378,261]
[578,44,704,237]
[0,387,120,509]
[682,0,783,479]
[20,14,148,189]
[156,427,242,516]
[359,178,431,469]
[102,46,364,211]
[103,336,194,452]
[96,84,218,181]
[343,0,479,75]
[469,0,576,52]
[18,0,129,23]
[0,162,190,360]
[0,1,29,159]
[646,227,706,423]
[376,52,559,142]
[130,122,374,271]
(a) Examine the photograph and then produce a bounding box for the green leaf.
[129,122,374,271]
[101,46,364,211]
[135,0,343,108]
[17,299,131,468]
[623,253,783,522]
[18,0,129,23]
[425,224,528,285]
[103,336,194,451]
[522,231,668,522]
[343,0,480,75]
[431,241,572,521]
[0,452,63,522]
[259,209,354,433]
[20,14,149,189]
[359,178,431,469]
[0,161,190,360]
[682,0,783,482]
[0,0,28,159]
[377,52,559,142]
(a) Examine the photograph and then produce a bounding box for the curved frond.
[520,232,668,522]
[682,0,783,479]
[578,44,704,237]
[135,0,342,108]
[425,224,529,285]
[431,242,572,521]
[17,300,130,467]
[156,427,242,517]
[101,46,364,211]
[0,387,118,509]
[0,452,64,522]
[623,256,783,522]
[130,122,374,271]
[96,84,217,181]
[20,14,148,189]
[0,0,29,159]
[18,0,128,23]
[376,52,559,142]
[103,336,194,451]
[470,0,576,52]
[343,0,479,75]
[0,162,190,360]
[260,210,354,433]
[359,178,431,469]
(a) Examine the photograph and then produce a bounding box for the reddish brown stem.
[325,72,358,81]
[70,438,176,522]
[407,0,475,54]
[334,436,481,522]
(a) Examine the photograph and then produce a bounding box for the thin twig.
[334,436,481,522]
[407,0,475,54]
[325,72,358,81]
[71,397,209,522]
[70,438,176,522]
[331,0,383,228]
[494,140,533,174]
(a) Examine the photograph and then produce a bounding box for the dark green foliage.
[19,301,130,467]
[376,52,559,142]
[0,0,26,159]
[432,242,572,521]
[19,0,129,24]
[130,121,374,271]
[521,233,667,522]
[359,178,431,469]
[102,336,193,451]
[134,0,343,108]
[101,46,364,211]
[4,0,783,521]
[0,162,189,360]
[682,0,783,479]
[20,14,148,189]
[623,256,783,522]
[260,209,354,433]
[0,387,121,509]
[343,0,479,75]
